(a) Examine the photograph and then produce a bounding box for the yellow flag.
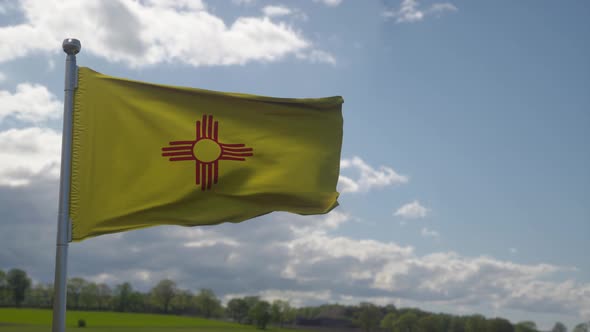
[70,67,343,241]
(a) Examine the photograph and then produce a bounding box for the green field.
[0,308,308,332]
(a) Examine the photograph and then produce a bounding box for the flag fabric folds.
[70,67,343,241]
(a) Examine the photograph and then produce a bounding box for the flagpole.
[52,38,80,332]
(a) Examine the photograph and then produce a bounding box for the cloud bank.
[1,189,588,319]
[0,0,333,67]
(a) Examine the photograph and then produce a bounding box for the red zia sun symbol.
[161,115,253,190]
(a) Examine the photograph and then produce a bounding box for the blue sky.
[0,0,589,329]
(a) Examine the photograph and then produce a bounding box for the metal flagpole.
[52,38,81,332]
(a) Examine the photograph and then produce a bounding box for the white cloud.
[339,156,408,193]
[261,5,308,22]
[503,280,590,318]
[314,0,343,7]
[47,59,55,71]
[430,3,457,15]
[0,127,61,186]
[232,0,255,5]
[296,49,336,65]
[184,238,239,248]
[320,210,349,230]
[0,83,62,123]
[0,80,62,185]
[0,72,5,82]
[421,227,439,238]
[262,5,292,17]
[394,200,428,219]
[384,0,423,23]
[383,0,457,23]
[224,289,333,307]
[0,0,335,67]
[145,0,206,11]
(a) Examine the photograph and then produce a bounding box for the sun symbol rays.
[161,115,253,190]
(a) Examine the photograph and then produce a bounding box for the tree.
[67,277,87,309]
[382,304,398,317]
[434,314,453,332]
[114,282,134,312]
[227,298,249,323]
[465,315,487,332]
[270,300,291,327]
[0,270,9,305]
[249,300,271,330]
[27,283,53,308]
[297,305,322,320]
[573,323,589,332]
[449,316,466,332]
[170,290,196,314]
[380,312,397,332]
[194,288,222,318]
[356,302,382,332]
[80,282,99,309]
[150,279,176,313]
[394,312,419,332]
[486,318,514,332]
[127,290,147,312]
[7,269,31,307]
[418,314,446,332]
[515,321,538,332]
[552,322,568,332]
[284,306,297,326]
[243,296,262,324]
[96,283,112,310]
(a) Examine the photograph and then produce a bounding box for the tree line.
[1,268,589,332]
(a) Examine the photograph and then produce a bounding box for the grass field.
[0,308,309,332]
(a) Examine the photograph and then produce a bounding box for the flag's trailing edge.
[70,67,343,241]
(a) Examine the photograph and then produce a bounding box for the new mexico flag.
[70,67,343,241]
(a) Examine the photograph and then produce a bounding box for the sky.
[0,0,589,329]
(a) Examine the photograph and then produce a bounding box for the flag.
[70,67,343,241]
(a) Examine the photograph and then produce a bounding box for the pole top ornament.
[62,38,81,55]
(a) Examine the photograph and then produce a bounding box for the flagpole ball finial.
[62,38,81,55]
